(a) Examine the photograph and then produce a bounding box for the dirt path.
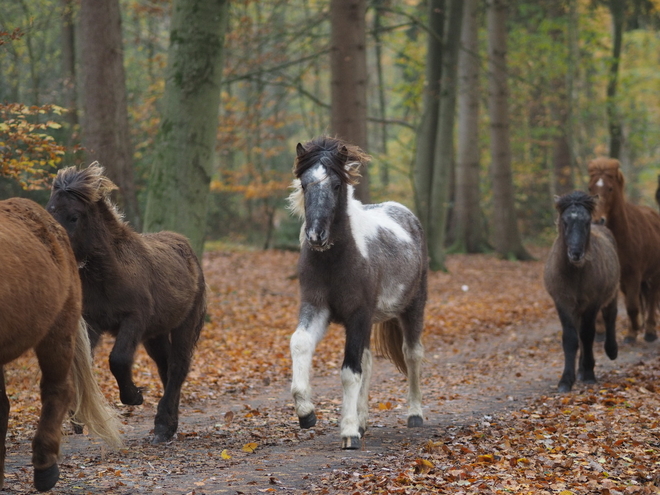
[4,311,658,494]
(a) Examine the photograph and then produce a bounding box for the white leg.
[340,366,362,448]
[403,340,424,426]
[357,348,372,435]
[290,307,329,427]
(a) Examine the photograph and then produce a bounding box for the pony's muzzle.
[567,249,585,265]
[306,228,329,249]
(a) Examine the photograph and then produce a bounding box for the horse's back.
[622,202,660,276]
[0,198,79,363]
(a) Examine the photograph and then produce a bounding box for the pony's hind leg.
[152,302,203,444]
[0,367,9,490]
[400,298,425,428]
[601,297,618,360]
[290,305,329,430]
[33,325,75,492]
[643,289,659,343]
[144,334,171,388]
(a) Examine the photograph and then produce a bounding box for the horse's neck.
[606,196,631,240]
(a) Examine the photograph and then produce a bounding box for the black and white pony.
[288,136,428,449]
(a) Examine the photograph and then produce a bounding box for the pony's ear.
[616,169,625,186]
[296,143,306,157]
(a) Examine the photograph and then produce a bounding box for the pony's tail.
[70,319,123,448]
[372,319,407,375]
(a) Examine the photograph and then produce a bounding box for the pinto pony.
[0,198,121,492]
[288,136,427,449]
[544,191,620,392]
[588,158,660,343]
[46,163,206,443]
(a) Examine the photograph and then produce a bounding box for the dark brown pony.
[0,198,121,492]
[544,191,620,392]
[588,157,660,343]
[46,163,206,443]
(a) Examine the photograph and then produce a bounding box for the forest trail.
[1,248,659,494]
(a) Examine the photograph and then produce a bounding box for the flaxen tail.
[372,319,407,375]
[70,319,123,448]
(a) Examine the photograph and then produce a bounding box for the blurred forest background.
[1,0,659,268]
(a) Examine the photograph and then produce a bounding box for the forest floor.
[2,246,660,494]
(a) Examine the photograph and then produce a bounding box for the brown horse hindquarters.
[0,198,80,492]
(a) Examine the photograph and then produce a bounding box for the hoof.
[557,382,572,393]
[341,435,361,450]
[605,342,618,360]
[34,464,59,492]
[298,411,316,429]
[407,415,423,428]
[644,332,658,343]
[151,424,179,445]
[358,426,366,437]
[120,387,144,406]
[623,335,637,345]
[72,421,84,434]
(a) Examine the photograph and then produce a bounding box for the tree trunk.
[486,0,532,261]
[453,0,487,254]
[80,0,141,230]
[607,0,624,159]
[373,0,388,186]
[330,0,370,203]
[413,0,444,233]
[143,0,229,258]
[427,0,464,271]
[61,0,78,143]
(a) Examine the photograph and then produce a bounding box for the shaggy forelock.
[293,136,368,185]
[555,190,597,215]
[588,157,621,178]
[52,162,118,204]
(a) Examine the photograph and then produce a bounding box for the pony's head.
[555,190,597,266]
[587,157,624,225]
[46,162,121,249]
[287,136,368,251]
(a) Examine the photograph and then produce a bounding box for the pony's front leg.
[340,310,371,450]
[578,307,598,384]
[109,320,144,406]
[290,305,329,429]
[557,305,578,392]
[0,367,8,490]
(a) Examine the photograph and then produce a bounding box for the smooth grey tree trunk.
[453,0,488,254]
[143,0,229,258]
[427,0,464,271]
[486,0,532,261]
[413,0,444,234]
[80,0,141,230]
[330,0,370,203]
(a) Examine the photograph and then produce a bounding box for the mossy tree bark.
[143,0,230,258]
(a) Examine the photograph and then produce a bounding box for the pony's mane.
[555,190,597,215]
[287,136,369,219]
[293,136,368,184]
[588,157,624,182]
[52,162,123,220]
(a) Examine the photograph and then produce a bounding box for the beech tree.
[143,0,230,257]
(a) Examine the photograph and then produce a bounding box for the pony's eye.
[68,215,79,224]
[333,183,341,191]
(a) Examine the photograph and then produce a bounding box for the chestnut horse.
[588,157,660,343]
[544,191,619,392]
[0,198,121,492]
[46,163,206,443]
